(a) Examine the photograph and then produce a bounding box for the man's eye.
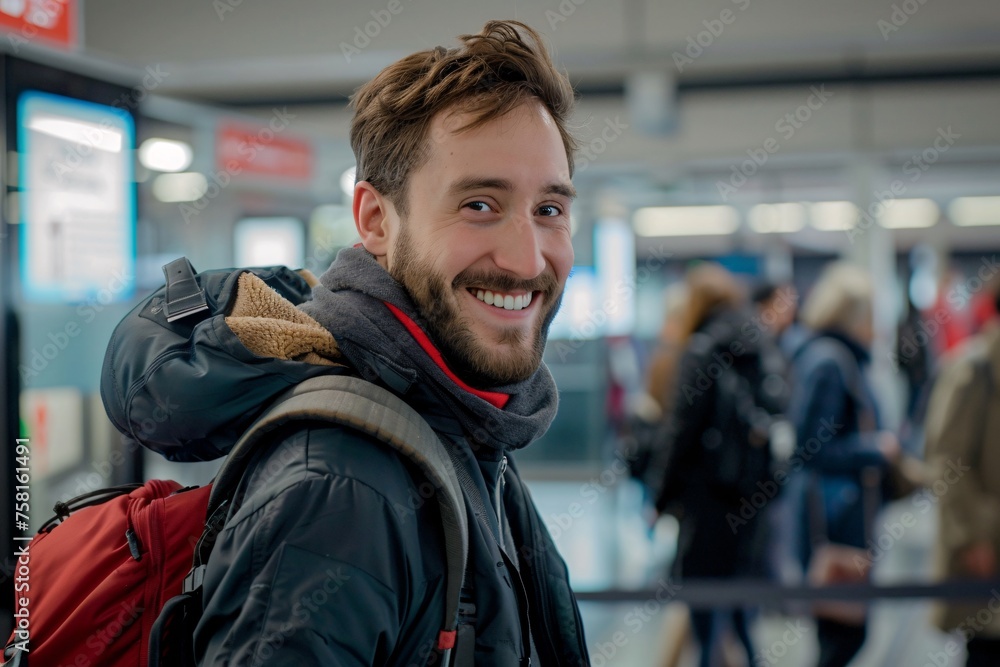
[538,205,562,217]
[465,201,494,213]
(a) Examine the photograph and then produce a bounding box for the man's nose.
[491,213,546,279]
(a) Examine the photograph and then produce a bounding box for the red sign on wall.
[0,0,77,50]
[216,119,314,184]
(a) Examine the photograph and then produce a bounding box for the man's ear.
[354,181,395,259]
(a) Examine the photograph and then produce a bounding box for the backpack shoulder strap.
[203,374,469,660]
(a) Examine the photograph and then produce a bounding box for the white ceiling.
[72,0,1000,254]
[81,0,1000,102]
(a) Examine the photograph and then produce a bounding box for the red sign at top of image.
[0,0,77,49]
[216,120,315,184]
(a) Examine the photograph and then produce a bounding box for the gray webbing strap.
[208,374,469,651]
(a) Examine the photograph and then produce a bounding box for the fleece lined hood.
[102,251,560,461]
[101,265,346,461]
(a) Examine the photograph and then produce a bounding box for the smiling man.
[166,20,588,666]
[358,98,576,387]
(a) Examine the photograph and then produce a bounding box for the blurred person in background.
[923,280,1000,667]
[787,262,901,667]
[751,281,802,355]
[750,282,803,584]
[649,263,786,667]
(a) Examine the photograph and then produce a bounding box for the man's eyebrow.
[544,182,577,201]
[446,177,515,197]
[446,176,577,201]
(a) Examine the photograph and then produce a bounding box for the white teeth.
[472,289,533,311]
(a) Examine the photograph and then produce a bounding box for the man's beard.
[389,226,563,387]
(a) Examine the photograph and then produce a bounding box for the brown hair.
[644,264,743,410]
[677,263,744,342]
[349,20,577,216]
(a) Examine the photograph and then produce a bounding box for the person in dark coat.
[787,262,900,667]
[650,263,788,667]
[102,21,589,666]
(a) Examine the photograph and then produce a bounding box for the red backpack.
[3,375,470,667]
[6,481,210,667]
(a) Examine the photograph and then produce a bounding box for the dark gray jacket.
[101,266,588,666]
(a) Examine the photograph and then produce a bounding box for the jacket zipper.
[495,456,533,665]
[495,455,508,547]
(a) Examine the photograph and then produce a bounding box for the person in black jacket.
[650,263,787,667]
[102,21,588,666]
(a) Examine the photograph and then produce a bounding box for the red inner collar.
[383,302,510,409]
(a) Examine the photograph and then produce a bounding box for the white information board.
[18,91,135,303]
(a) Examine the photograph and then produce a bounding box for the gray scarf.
[300,247,559,454]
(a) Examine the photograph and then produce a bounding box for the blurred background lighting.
[340,165,356,201]
[234,217,305,268]
[632,205,739,237]
[152,172,208,202]
[748,203,805,234]
[809,201,858,231]
[28,115,123,152]
[948,196,1000,226]
[138,138,193,172]
[879,198,939,229]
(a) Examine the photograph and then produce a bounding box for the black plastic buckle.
[184,565,206,594]
[162,257,208,322]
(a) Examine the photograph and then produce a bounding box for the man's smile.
[467,287,535,312]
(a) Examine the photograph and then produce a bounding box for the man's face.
[383,100,575,386]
